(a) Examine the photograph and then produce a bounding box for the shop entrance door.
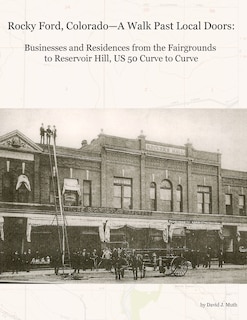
[3,217,27,255]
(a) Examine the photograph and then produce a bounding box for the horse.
[112,250,128,280]
[112,255,128,280]
[129,253,145,280]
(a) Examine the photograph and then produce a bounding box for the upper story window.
[160,180,172,212]
[239,195,245,216]
[113,177,132,209]
[150,182,157,211]
[197,186,211,214]
[83,180,91,207]
[225,194,233,215]
[176,185,183,212]
[2,172,14,202]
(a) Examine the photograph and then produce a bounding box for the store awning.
[27,216,106,242]
[62,178,81,195]
[104,219,169,243]
[105,219,168,230]
[237,225,247,232]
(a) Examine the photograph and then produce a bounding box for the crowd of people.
[40,123,57,144]
[0,249,33,274]
[71,247,114,273]
[188,247,226,269]
[0,246,227,276]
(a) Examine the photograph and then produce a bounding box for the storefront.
[235,225,247,264]
[3,217,27,255]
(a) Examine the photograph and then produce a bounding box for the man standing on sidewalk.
[52,249,61,275]
[12,251,21,274]
[218,249,224,268]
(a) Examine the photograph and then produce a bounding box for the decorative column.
[33,154,41,203]
[101,147,107,207]
[217,151,223,214]
[138,131,146,210]
[185,140,193,213]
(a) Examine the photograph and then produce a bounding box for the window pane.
[114,185,121,197]
[204,193,210,204]
[197,203,203,213]
[160,189,171,201]
[150,185,156,200]
[240,208,245,216]
[160,189,165,200]
[197,193,203,203]
[124,186,131,197]
[83,195,90,207]
[226,205,233,215]
[113,197,121,208]
[239,195,245,206]
[83,181,90,193]
[123,198,131,209]
[176,190,181,202]
[204,204,210,214]
[164,189,171,201]
[163,200,172,212]
[150,188,155,200]
[225,194,231,205]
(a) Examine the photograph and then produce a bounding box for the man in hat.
[46,125,53,144]
[53,125,57,144]
[40,123,45,144]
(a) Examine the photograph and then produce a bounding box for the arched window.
[150,182,157,211]
[176,185,183,212]
[160,180,172,212]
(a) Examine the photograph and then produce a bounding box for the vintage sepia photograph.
[0,108,247,284]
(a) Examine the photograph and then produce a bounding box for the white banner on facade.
[26,218,32,242]
[62,178,81,195]
[16,174,31,191]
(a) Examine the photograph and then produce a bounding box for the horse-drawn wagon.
[112,248,189,280]
[138,249,189,277]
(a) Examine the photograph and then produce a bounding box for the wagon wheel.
[170,257,188,276]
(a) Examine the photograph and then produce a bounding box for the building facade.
[1,130,247,264]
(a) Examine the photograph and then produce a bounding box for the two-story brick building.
[1,129,247,263]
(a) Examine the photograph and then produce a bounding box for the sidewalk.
[0,267,115,283]
[0,263,246,283]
